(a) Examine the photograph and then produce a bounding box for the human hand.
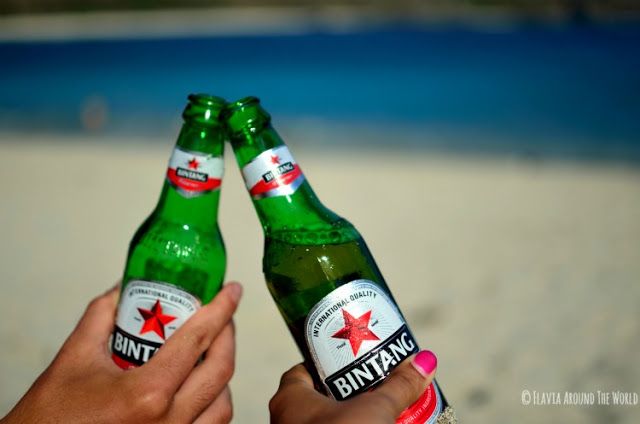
[1,282,243,424]
[269,350,437,424]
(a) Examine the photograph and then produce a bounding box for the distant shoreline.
[0,6,637,42]
[1,129,639,166]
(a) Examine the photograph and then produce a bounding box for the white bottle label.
[305,279,443,423]
[241,146,305,199]
[166,147,223,197]
[111,280,201,369]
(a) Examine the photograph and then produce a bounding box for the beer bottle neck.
[230,124,341,235]
[154,122,224,229]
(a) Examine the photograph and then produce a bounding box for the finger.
[192,386,233,424]
[66,284,120,350]
[357,350,437,419]
[269,364,328,421]
[139,282,242,396]
[277,363,318,394]
[173,321,236,421]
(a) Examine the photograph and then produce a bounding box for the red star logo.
[188,157,200,170]
[137,300,177,340]
[332,309,380,356]
[270,155,280,165]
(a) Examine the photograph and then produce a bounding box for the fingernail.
[412,350,437,377]
[225,282,243,302]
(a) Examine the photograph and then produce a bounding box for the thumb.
[358,350,437,419]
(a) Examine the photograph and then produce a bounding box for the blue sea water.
[1,22,639,159]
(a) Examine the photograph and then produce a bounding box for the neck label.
[241,146,305,199]
[166,147,223,197]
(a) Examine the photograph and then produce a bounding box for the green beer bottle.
[225,97,455,423]
[111,94,227,369]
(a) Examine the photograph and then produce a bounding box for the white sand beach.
[1,135,639,423]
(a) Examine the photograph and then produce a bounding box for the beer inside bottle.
[111,94,227,369]
[225,97,455,423]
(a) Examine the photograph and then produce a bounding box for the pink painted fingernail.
[412,350,437,377]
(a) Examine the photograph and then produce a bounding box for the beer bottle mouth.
[228,96,260,109]
[182,93,227,127]
[223,96,271,136]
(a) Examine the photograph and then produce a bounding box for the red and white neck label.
[241,146,305,199]
[111,280,200,369]
[304,280,443,423]
[166,147,223,197]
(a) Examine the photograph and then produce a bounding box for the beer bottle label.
[241,146,305,199]
[305,279,443,423]
[111,280,201,369]
[166,147,224,197]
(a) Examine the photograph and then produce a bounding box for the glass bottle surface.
[111,94,227,369]
[225,97,454,422]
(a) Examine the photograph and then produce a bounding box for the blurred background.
[1,1,639,423]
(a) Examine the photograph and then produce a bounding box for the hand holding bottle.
[270,350,438,424]
[1,283,242,424]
